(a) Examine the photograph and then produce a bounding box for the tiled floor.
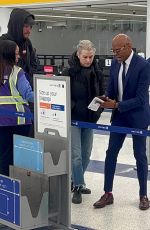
[71,111,150,230]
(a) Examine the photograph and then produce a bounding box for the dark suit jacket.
[107,53,150,129]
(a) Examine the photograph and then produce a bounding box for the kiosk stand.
[0,76,72,230]
[34,75,71,229]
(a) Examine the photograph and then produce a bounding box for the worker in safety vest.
[0,40,33,176]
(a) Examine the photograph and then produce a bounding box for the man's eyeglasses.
[110,46,125,54]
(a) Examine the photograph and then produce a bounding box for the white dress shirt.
[118,50,134,101]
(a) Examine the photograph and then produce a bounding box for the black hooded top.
[0,8,37,88]
[62,51,105,123]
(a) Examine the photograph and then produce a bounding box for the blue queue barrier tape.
[0,108,150,137]
[0,108,34,120]
[72,120,150,137]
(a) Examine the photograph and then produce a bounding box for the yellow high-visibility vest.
[0,66,29,125]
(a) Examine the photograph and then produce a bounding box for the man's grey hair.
[77,40,96,54]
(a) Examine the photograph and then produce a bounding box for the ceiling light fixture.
[35,14,107,21]
[35,19,57,23]
[128,3,147,8]
[54,8,146,17]
[115,19,146,22]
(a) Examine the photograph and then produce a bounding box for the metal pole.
[146,126,150,171]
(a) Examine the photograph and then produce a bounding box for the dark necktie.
[122,61,126,89]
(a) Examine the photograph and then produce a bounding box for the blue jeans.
[71,126,93,186]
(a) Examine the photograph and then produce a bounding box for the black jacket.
[0,8,38,89]
[62,52,104,123]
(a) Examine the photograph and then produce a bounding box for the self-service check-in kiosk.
[0,76,71,230]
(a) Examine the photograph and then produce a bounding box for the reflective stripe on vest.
[0,96,28,104]
[0,66,28,125]
[9,66,27,124]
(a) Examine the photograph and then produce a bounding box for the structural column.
[0,8,12,36]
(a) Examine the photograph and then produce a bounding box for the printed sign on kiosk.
[36,78,67,138]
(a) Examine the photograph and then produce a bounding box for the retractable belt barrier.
[0,108,150,137]
[0,108,34,120]
[71,120,150,137]
[72,120,150,169]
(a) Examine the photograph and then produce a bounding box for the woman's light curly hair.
[77,40,96,54]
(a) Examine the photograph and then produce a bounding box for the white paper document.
[88,97,104,111]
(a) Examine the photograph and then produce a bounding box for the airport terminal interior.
[1,111,150,230]
[0,0,150,229]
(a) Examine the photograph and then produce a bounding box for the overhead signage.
[36,78,67,137]
[44,66,54,73]
[105,58,112,66]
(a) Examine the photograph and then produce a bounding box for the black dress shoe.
[80,187,91,194]
[72,187,82,204]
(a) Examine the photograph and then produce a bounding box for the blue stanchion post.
[146,126,150,171]
[147,87,150,171]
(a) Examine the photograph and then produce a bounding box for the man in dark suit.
[93,34,150,210]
